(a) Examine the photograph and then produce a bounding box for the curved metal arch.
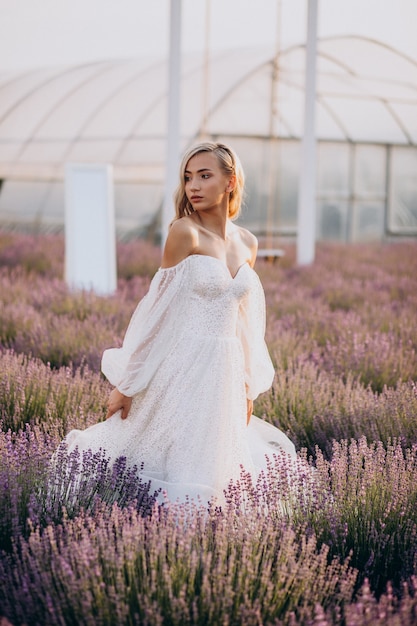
[0,61,111,130]
[316,97,353,142]
[317,35,417,134]
[5,59,164,186]
[276,38,417,145]
[111,91,168,164]
[320,34,417,72]
[191,57,295,142]
[42,58,166,167]
[0,68,47,95]
[110,51,250,164]
[382,100,413,144]
[3,33,417,170]
[276,71,352,140]
[318,91,413,144]
[0,61,127,183]
[0,62,125,183]
[193,37,397,142]
[278,35,417,144]
[317,52,417,98]
[13,59,167,218]
[11,61,123,150]
[63,59,165,140]
[283,60,417,145]
[276,35,417,95]
[196,50,353,142]
[30,59,134,139]
[279,68,356,140]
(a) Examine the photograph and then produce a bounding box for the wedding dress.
[64,254,296,504]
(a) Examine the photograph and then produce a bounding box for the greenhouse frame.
[0,35,416,242]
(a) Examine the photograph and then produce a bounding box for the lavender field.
[0,231,417,625]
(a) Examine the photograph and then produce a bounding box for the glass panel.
[354,145,386,198]
[317,143,350,197]
[0,178,165,235]
[317,200,349,241]
[276,82,305,138]
[115,182,163,235]
[226,137,299,239]
[351,202,385,241]
[0,180,63,228]
[388,147,417,234]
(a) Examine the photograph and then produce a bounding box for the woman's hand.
[106,388,132,420]
[246,398,253,425]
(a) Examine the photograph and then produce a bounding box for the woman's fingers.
[120,397,133,420]
[106,389,132,420]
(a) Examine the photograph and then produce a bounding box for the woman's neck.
[194,209,229,240]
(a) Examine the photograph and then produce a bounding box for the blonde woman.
[64,142,296,503]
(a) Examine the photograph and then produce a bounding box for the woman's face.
[184,151,233,213]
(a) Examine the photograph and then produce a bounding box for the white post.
[297,0,318,265]
[65,163,116,295]
[161,0,182,249]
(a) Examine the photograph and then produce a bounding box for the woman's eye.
[202,174,210,179]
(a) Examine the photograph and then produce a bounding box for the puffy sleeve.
[237,271,275,401]
[101,262,187,396]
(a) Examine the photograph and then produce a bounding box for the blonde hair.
[173,142,245,221]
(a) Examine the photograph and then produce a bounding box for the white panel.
[65,163,116,294]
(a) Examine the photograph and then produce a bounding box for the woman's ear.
[226,174,236,193]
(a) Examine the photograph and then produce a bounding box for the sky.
[0,0,416,74]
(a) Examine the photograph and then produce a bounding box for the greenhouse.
[0,35,416,242]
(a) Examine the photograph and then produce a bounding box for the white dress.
[64,254,296,503]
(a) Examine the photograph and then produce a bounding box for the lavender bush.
[0,351,109,434]
[0,232,417,625]
[0,426,156,555]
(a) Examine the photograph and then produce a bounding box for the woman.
[64,142,296,503]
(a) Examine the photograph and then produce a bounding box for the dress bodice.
[160,255,251,338]
[101,252,274,400]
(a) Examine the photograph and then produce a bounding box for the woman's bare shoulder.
[161,217,198,268]
[233,224,258,264]
[238,225,258,248]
